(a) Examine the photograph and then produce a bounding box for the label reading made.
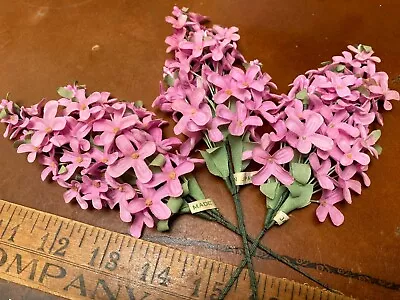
[188,199,217,214]
[233,171,257,185]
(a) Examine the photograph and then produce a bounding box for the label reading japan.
[273,211,289,225]
[234,171,258,185]
[188,199,217,213]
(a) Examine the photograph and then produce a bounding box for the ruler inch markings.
[0,199,350,300]
[0,206,16,238]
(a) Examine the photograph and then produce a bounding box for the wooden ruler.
[0,199,349,299]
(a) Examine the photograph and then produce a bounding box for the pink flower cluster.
[155,7,399,226]
[0,84,197,237]
[154,6,278,154]
[255,44,398,225]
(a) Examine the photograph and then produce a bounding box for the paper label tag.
[233,171,257,185]
[273,211,289,225]
[188,199,217,214]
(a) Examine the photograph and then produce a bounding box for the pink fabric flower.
[59,140,92,180]
[93,110,139,145]
[17,143,40,163]
[286,113,333,154]
[369,72,400,110]
[64,90,101,121]
[29,100,66,146]
[216,101,262,136]
[129,210,154,238]
[81,175,108,209]
[179,31,215,57]
[107,135,156,183]
[208,74,251,103]
[172,88,212,135]
[335,165,361,203]
[309,153,334,190]
[230,65,266,92]
[129,183,171,220]
[316,189,344,226]
[58,180,88,209]
[148,157,194,197]
[252,135,294,185]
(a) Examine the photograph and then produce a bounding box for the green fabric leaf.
[134,101,143,108]
[58,165,67,174]
[358,44,372,53]
[13,139,28,148]
[157,220,169,232]
[287,182,304,197]
[374,144,383,155]
[179,201,190,214]
[320,60,331,66]
[260,182,279,199]
[57,87,74,99]
[0,108,8,119]
[150,154,165,167]
[228,135,243,173]
[370,129,381,142]
[335,64,345,72]
[357,86,370,97]
[163,74,175,87]
[187,176,205,200]
[295,89,308,100]
[200,145,229,178]
[167,197,184,214]
[290,163,311,185]
[181,180,189,196]
[280,184,313,214]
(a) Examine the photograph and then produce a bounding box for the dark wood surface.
[0,1,399,299]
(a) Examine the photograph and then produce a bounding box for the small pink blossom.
[316,189,344,226]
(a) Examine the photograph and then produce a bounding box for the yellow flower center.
[243,82,249,87]
[320,199,327,207]
[301,136,307,140]
[191,109,197,115]
[131,153,140,159]
[118,186,124,192]
[346,153,352,159]
[45,127,52,133]
[76,156,83,163]
[93,181,101,188]
[145,199,153,207]
[101,158,108,163]
[80,104,87,110]
[113,127,120,133]
[225,89,233,95]
[238,121,243,127]
[169,171,177,180]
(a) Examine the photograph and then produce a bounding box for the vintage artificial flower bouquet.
[1,6,398,299]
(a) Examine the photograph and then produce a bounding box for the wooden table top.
[0,1,399,299]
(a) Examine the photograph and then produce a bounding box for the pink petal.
[273,147,294,164]
[328,206,344,226]
[51,117,67,131]
[353,152,370,165]
[272,166,294,185]
[43,100,59,120]
[115,135,135,156]
[316,205,328,222]
[252,165,274,185]
[297,138,312,154]
[150,201,171,220]
[216,104,234,120]
[27,152,37,163]
[286,118,304,136]
[304,114,324,135]
[132,159,153,183]
[129,199,147,214]
[318,176,335,190]
[138,142,156,159]
[214,91,230,104]
[309,134,333,151]
[167,179,183,197]
[31,131,46,147]
[176,161,195,176]
[107,157,133,178]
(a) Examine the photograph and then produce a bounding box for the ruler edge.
[0,199,350,299]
